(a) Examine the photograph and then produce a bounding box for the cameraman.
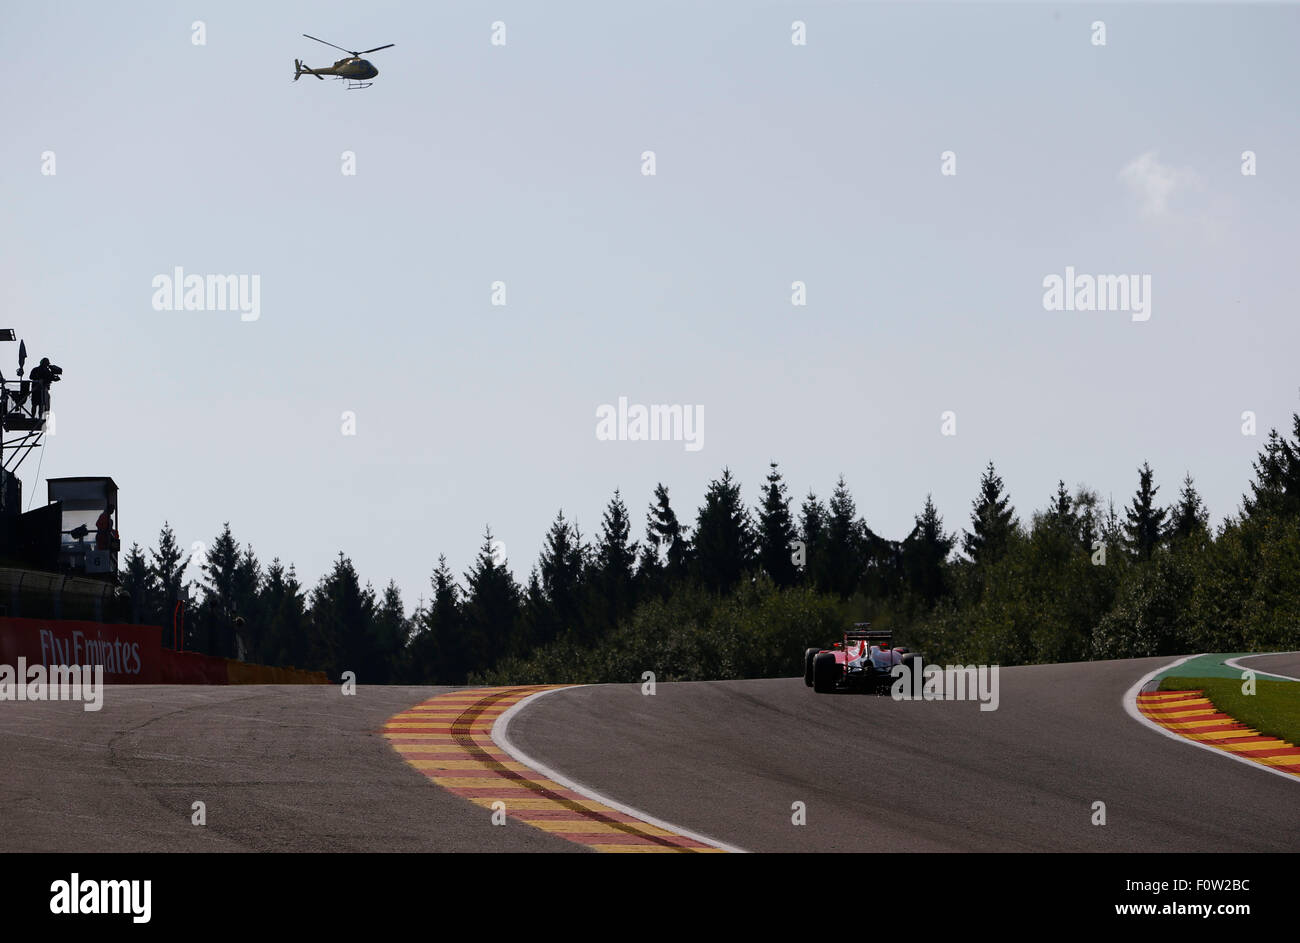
[29,356,61,414]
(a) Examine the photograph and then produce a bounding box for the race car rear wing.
[845,624,891,644]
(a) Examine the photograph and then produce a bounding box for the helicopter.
[294,34,394,90]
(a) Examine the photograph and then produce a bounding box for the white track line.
[491,686,749,853]
[1224,652,1300,683]
[1122,654,1300,785]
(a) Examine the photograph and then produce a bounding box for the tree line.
[118,414,1300,683]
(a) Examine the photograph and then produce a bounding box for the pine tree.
[306,553,377,680]
[372,581,410,683]
[755,462,798,588]
[1045,480,1077,533]
[200,524,239,612]
[1166,473,1210,545]
[537,511,585,642]
[635,538,664,599]
[1124,462,1168,561]
[902,495,955,603]
[149,522,192,648]
[863,532,906,599]
[1073,486,1101,553]
[1099,496,1124,558]
[409,556,464,682]
[963,461,1018,566]
[236,546,261,609]
[646,484,689,583]
[198,523,255,658]
[590,490,638,635]
[798,491,828,587]
[692,468,756,593]
[1242,415,1300,520]
[516,567,549,655]
[462,527,521,673]
[232,545,262,659]
[824,475,867,597]
[120,543,153,624]
[259,558,307,668]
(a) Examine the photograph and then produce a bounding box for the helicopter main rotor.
[302,34,395,58]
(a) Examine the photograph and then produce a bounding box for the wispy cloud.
[1119,151,1203,219]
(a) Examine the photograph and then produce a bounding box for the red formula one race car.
[803,624,919,694]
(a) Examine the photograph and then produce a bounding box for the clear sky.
[3,2,1298,609]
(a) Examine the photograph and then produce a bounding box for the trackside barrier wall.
[0,616,160,682]
[0,616,327,684]
[159,650,228,684]
[159,651,327,684]
[223,659,327,684]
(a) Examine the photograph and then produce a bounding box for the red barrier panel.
[0,616,327,685]
[0,616,162,683]
[159,650,230,685]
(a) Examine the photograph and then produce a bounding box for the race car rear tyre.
[812,652,839,693]
[803,647,820,686]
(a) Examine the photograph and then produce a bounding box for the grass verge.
[1159,675,1300,746]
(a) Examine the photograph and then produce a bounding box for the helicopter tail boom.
[293,59,325,81]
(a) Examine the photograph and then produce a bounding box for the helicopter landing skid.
[343,80,373,90]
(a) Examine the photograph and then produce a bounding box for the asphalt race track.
[1236,652,1300,681]
[510,657,1300,852]
[0,685,577,852]
[2,657,1296,852]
